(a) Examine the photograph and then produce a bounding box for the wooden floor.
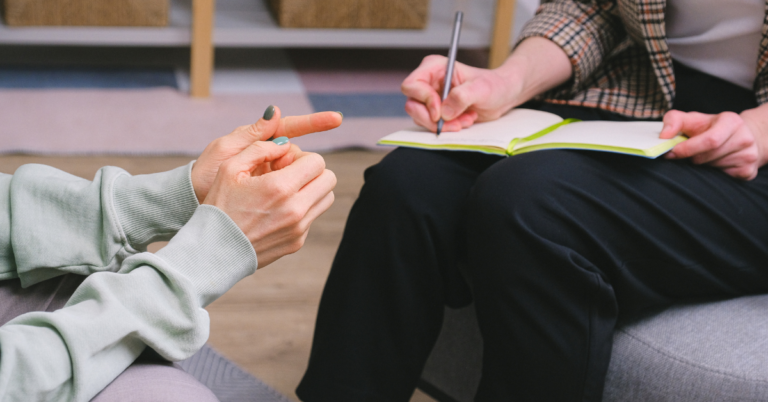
[0,150,436,402]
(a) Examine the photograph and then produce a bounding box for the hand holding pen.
[401,12,482,134]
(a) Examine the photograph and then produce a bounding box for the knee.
[467,151,595,250]
[470,151,569,221]
[93,363,218,402]
[360,148,466,216]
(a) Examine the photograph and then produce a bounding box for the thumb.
[441,81,481,121]
[231,105,284,145]
[225,138,292,175]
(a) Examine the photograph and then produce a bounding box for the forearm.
[0,205,256,402]
[495,37,573,106]
[7,163,198,286]
[515,0,624,94]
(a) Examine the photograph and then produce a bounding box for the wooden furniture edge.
[489,0,516,69]
[190,0,215,97]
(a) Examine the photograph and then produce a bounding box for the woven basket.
[3,0,168,26]
[268,0,429,29]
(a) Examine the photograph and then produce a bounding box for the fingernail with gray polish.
[271,136,289,145]
[263,105,276,120]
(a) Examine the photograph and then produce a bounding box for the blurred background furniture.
[420,295,768,402]
[0,0,522,97]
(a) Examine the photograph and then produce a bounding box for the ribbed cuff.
[112,162,199,250]
[0,174,16,276]
[155,205,257,307]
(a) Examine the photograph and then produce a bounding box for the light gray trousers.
[0,274,219,402]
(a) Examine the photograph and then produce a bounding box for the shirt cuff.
[154,205,257,307]
[112,162,199,251]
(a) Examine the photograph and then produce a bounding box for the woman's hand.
[660,106,768,180]
[401,37,572,133]
[191,106,342,203]
[402,56,514,132]
[203,139,336,269]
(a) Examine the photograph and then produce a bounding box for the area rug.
[0,48,416,155]
[180,344,291,402]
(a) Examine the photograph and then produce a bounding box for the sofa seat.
[420,294,768,402]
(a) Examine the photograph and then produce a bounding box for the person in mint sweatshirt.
[0,105,342,402]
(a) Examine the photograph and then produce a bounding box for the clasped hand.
[191,106,342,268]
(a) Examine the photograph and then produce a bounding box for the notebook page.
[515,121,668,151]
[379,108,563,149]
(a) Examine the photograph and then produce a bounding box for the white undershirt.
[666,0,764,89]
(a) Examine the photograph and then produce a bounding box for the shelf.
[0,0,500,48]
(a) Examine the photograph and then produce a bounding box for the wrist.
[740,105,768,167]
[499,37,573,105]
[494,57,528,108]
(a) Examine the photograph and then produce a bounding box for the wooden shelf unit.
[0,0,517,97]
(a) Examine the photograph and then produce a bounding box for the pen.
[437,11,464,135]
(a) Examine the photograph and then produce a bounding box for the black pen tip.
[436,120,444,135]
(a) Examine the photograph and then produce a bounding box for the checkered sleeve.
[755,26,768,105]
[516,0,626,95]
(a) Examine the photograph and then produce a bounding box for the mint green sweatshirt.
[0,162,258,401]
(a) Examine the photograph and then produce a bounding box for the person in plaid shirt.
[298,1,768,401]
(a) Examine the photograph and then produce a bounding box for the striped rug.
[180,344,291,402]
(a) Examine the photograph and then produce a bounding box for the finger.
[723,164,759,181]
[402,55,449,122]
[298,169,337,198]
[458,111,479,128]
[271,152,327,192]
[689,127,755,165]
[274,111,344,139]
[269,143,305,172]
[295,170,337,220]
[405,98,438,131]
[225,139,292,175]
[234,105,284,143]
[402,80,443,122]
[441,80,484,121]
[440,118,464,133]
[660,110,685,139]
[298,190,336,232]
[709,146,759,169]
[665,114,737,159]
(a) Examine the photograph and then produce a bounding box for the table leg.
[488,0,516,69]
[190,0,215,97]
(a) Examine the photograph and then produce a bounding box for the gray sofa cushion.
[420,294,768,402]
[604,294,768,402]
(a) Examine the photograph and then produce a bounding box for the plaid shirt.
[518,0,768,119]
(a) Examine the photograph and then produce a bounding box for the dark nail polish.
[263,105,275,120]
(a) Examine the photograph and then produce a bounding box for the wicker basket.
[3,0,168,26]
[268,0,429,29]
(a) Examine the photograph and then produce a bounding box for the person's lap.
[299,110,768,401]
[0,275,218,402]
[465,148,768,400]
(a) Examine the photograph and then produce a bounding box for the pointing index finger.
[274,111,343,139]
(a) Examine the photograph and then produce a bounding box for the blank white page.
[380,108,564,149]
[515,121,667,151]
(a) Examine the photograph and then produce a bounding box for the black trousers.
[297,63,768,401]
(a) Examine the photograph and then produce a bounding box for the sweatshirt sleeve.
[516,0,626,95]
[0,205,257,402]
[3,162,199,286]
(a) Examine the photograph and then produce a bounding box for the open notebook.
[378,108,686,158]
